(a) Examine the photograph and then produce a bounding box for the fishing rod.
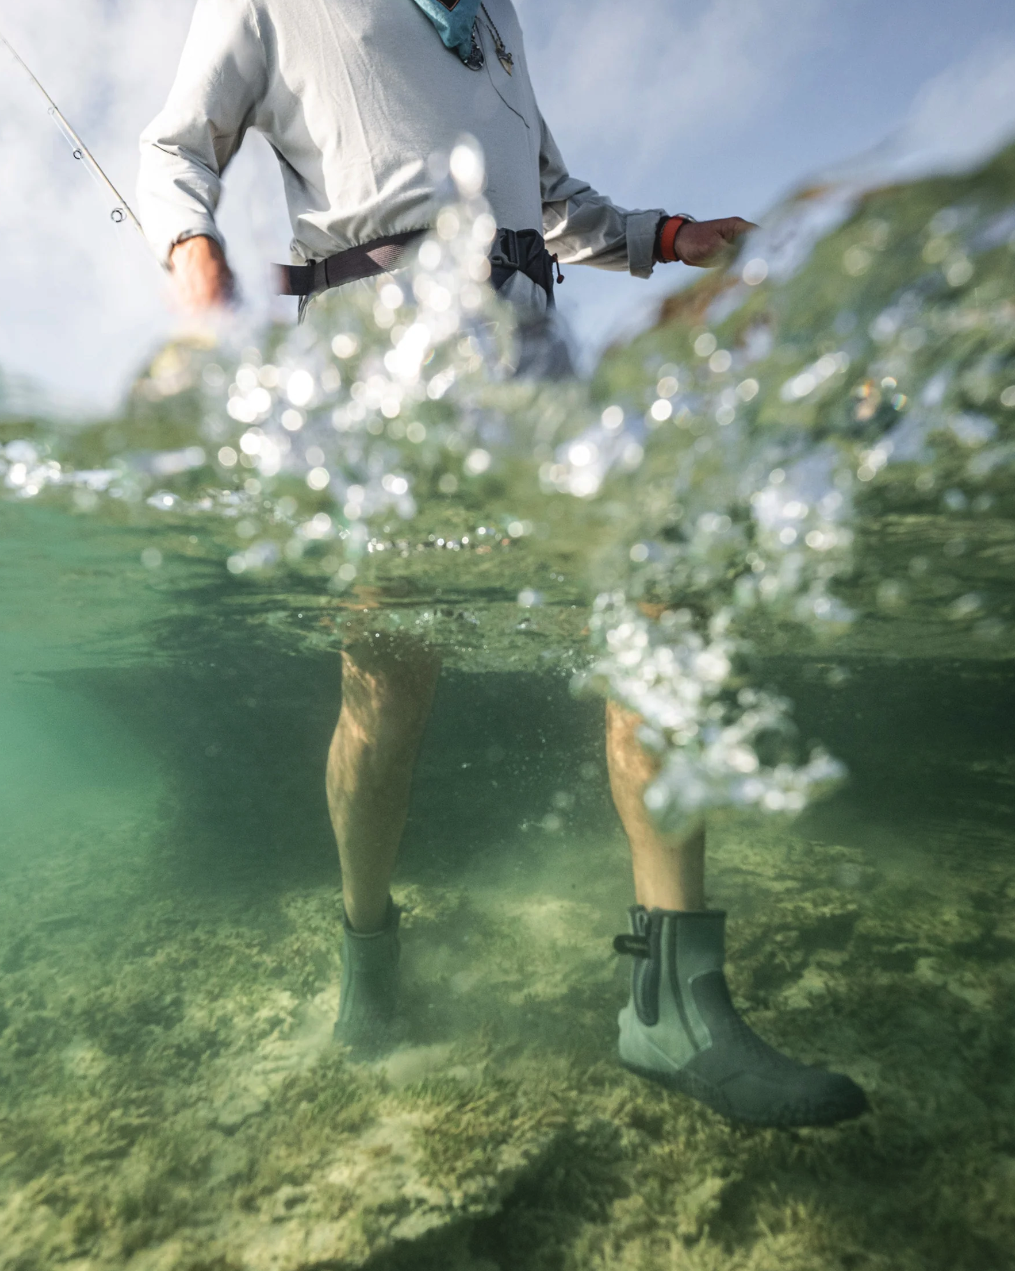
[1,27,157,257]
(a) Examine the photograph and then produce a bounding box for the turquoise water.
[1,143,1014,1268]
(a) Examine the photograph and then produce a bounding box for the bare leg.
[326,638,440,933]
[605,700,705,911]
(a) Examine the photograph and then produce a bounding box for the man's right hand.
[168,234,235,311]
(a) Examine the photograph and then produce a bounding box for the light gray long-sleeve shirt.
[138,0,666,296]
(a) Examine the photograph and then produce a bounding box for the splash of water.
[4,137,1014,826]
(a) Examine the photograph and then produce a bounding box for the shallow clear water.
[1,143,1014,1269]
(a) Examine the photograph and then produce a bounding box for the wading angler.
[140,0,868,1128]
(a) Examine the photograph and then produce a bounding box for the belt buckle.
[489,226,520,270]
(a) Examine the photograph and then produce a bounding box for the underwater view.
[2,131,1015,1271]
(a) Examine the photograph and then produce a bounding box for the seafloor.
[1,656,1013,1271]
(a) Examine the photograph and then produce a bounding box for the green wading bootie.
[615,907,868,1127]
[333,900,401,1055]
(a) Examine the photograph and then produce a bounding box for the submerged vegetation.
[0,139,1014,1266]
[1,781,1014,1269]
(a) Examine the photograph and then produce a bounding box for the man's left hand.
[673,217,757,268]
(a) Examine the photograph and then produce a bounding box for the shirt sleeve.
[137,0,267,265]
[538,114,666,279]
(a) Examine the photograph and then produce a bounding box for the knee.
[606,700,659,786]
[334,642,439,757]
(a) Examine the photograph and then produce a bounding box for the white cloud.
[517,0,825,194]
[837,39,1015,182]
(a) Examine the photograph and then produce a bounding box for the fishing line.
[1,27,158,261]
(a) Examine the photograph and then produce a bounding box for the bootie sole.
[619,1058,867,1129]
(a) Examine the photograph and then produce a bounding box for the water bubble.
[286,369,315,406]
[742,258,768,285]
[949,592,982,619]
[227,396,258,424]
[649,399,673,422]
[418,240,442,271]
[436,209,461,241]
[236,364,259,393]
[464,449,491,475]
[942,489,968,512]
[945,257,973,287]
[843,246,872,276]
[449,138,485,196]
[472,212,497,245]
[568,442,597,466]
[331,334,360,359]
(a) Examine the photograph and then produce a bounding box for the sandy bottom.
[2,770,1014,1271]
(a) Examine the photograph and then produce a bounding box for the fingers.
[672,217,758,268]
[718,216,759,242]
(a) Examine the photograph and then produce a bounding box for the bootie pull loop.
[613,933,651,957]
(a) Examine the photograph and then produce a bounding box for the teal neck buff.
[408,0,483,64]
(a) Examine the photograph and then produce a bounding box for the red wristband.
[658,216,687,264]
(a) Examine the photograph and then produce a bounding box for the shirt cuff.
[164,225,224,268]
[140,210,223,268]
[627,209,667,279]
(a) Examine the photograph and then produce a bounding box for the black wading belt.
[275,226,560,309]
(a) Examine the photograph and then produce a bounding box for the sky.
[1,0,1014,415]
